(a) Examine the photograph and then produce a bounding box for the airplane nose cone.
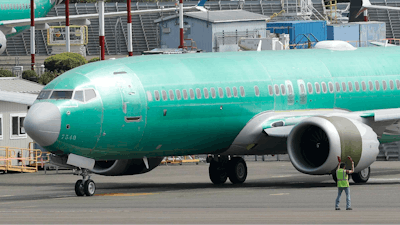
[25,102,61,147]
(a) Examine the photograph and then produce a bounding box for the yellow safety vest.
[337,168,349,188]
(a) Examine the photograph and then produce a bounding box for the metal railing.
[0,146,43,173]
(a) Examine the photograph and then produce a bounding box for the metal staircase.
[378,142,400,161]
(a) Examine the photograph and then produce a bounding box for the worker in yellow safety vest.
[335,156,354,210]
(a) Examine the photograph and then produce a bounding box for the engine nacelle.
[0,31,7,55]
[287,116,379,175]
[91,157,163,176]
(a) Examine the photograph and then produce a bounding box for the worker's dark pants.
[335,187,351,209]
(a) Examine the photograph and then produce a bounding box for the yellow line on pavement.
[95,193,158,197]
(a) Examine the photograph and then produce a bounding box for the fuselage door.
[115,72,143,122]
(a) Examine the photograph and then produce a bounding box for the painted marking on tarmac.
[369,178,400,182]
[0,195,14,197]
[95,193,158,197]
[271,175,292,178]
[270,193,290,196]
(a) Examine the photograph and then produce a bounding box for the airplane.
[23,40,400,196]
[356,0,400,17]
[0,0,207,55]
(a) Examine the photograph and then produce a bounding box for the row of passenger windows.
[147,86,246,101]
[147,79,400,102]
[0,3,34,10]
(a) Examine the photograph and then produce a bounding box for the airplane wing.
[356,0,400,17]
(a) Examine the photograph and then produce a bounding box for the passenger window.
[382,80,387,91]
[74,90,84,102]
[390,80,394,90]
[254,86,260,97]
[226,87,232,98]
[328,82,334,93]
[315,82,320,94]
[321,82,327,93]
[348,82,353,92]
[368,81,373,91]
[274,84,280,96]
[341,82,346,92]
[396,80,400,90]
[211,88,216,98]
[375,81,380,91]
[361,81,366,91]
[176,90,182,100]
[154,90,160,101]
[146,91,153,102]
[335,82,340,92]
[218,87,224,98]
[169,90,175,100]
[189,89,195,100]
[287,84,293,95]
[182,89,188,100]
[162,90,167,101]
[196,88,202,99]
[307,82,313,94]
[300,84,306,94]
[233,87,238,97]
[268,85,273,96]
[240,86,245,97]
[355,81,360,92]
[280,84,286,95]
[204,88,209,99]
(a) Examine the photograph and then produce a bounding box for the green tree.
[88,57,100,63]
[22,70,38,82]
[44,52,87,73]
[38,72,58,85]
[0,68,14,77]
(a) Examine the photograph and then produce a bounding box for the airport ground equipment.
[0,146,42,173]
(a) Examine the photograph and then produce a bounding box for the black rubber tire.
[209,161,227,184]
[84,179,96,196]
[352,167,370,183]
[228,157,247,184]
[331,170,338,183]
[75,180,85,196]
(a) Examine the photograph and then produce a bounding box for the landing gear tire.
[228,157,247,184]
[352,167,370,183]
[209,161,227,184]
[84,179,96,196]
[331,170,337,183]
[75,180,85,196]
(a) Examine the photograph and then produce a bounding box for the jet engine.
[91,157,164,176]
[287,116,379,175]
[0,31,7,55]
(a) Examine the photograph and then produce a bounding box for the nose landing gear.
[74,168,96,196]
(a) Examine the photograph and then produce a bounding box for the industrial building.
[155,10,269,52]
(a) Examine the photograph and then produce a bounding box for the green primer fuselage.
[37,47,400,160]
[0,0,54,38]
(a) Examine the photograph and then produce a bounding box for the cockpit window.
[84,89,97,102]
[37,90,52,100]
[50,91,73,100]
[74,90,84,102]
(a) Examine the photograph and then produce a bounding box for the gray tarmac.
[1,159,400,224]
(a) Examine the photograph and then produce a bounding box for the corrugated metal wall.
[0,101,32,149]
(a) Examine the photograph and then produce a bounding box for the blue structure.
[327,22,386,47]
[267,21,327,49]
[154,10,268,52]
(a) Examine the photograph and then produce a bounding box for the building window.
[254,86,260,97]
[176,90,182,100]
[0,114,3,140]
[361,81,366,91]
[240,86,245,97]
[196,88,202,99]
[307,82,313,94]
[10,114,27,139]
[204,88,209,99]
[218,87,224,98]
[226,87,232,98]
[162,90,167,101]
[232,87,238,97]
[182,89,188,100]
[169,90,175,100]
[355,81,360,92]
[211,88,216,99]
[189,89,195,100]
[154,90,160,101]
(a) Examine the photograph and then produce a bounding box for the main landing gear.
[331,166,371,184]
[74,168,96,196]
[208,156,248,184]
